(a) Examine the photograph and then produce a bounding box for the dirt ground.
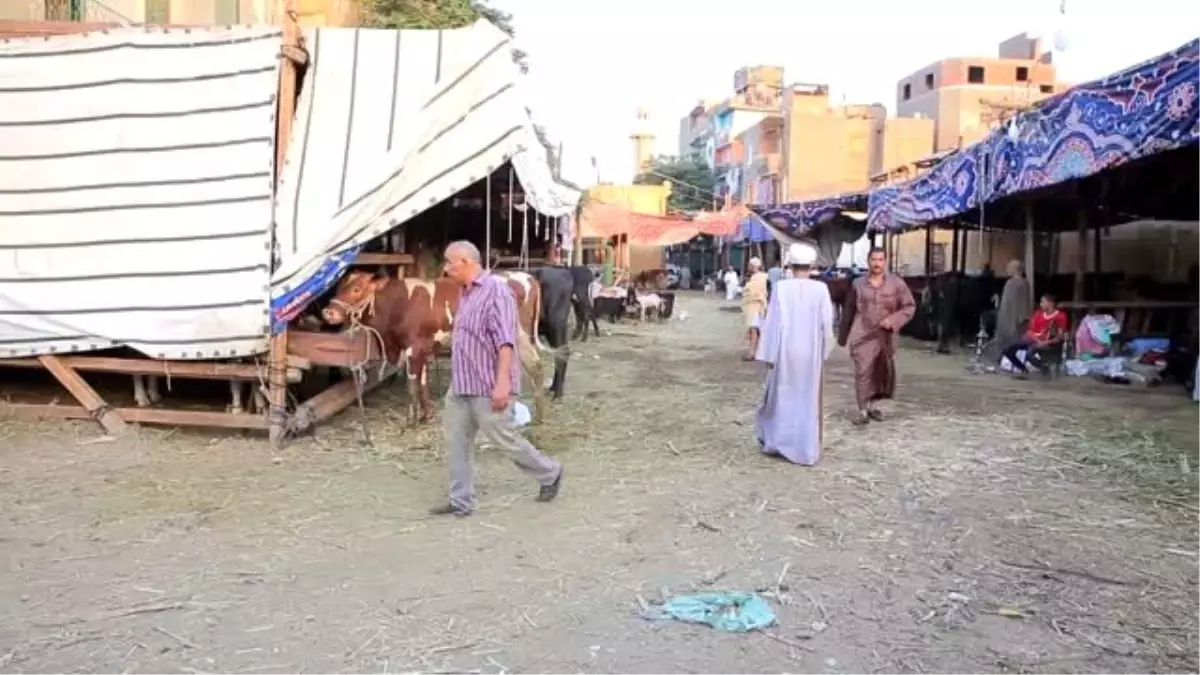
[1,292,1197,674]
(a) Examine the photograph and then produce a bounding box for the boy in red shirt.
[1002,293,1069,374]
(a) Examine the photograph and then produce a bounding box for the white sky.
[492,0,1198,185]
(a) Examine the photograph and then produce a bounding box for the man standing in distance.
[432,241,563,517]
[838,246,916,425]
[754,243,835,466]
[741,257,770,361]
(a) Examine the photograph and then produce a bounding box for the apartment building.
[885,33,1068,274]
[717,66,784,195]
[896,33,1064,151]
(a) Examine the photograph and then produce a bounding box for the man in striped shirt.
[431,241,563,517]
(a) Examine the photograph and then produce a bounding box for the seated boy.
[1002,293,1069,375]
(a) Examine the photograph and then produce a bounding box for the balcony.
[752,152,783,176]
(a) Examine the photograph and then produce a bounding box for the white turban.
[748,256,763,270]
[784,243,817,266]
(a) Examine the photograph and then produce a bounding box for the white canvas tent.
[270,21,581,313]
[0,20,581,361]
[0,27,283,360]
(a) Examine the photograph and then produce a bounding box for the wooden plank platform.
[287,329,385,368]
[0,356,304,382]
[2,403,270,430]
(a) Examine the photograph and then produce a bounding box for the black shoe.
[867,409,884,422]
[537,468,563,503]
[429,504,471,517]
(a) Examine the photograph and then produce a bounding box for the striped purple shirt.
[450,272,521,397]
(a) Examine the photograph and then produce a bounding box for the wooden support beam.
[924,225,933,277]
[1074,206,1088,304]
[0,356,302,382]
[950,227,961,273]
[1093,215,1104,301]
[3,403,269,430]
[1023,201,1036,305]
[289,365,396,433]
[268,0,301,449]
[287,329,385,368]
[36,355,127,435]
[355,252,415,266]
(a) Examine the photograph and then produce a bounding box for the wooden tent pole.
[923,225,933,277]
[507,166,514,245]
[485,172,492,264]
[1073,205,1087,303]
[1023,200,1036,306]
[950,226,960,272]
[268,0,300,448]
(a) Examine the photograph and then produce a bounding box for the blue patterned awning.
[749,192,868,237]
[868,39,1200,232]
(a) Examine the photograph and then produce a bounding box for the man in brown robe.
[838,247,917,425]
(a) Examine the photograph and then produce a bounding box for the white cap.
[748,256,763,268]
[784,242,817,266]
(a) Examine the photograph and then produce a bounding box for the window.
[902,83,911,101]
[144,0,170,23]
[215,0,240,24]
[1016,66,1029,82]
[967,65,985,84]
[44,0,85,20]
[924,72,935,89]
[1039,84,1054,94]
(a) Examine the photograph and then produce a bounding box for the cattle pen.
[0,3,581,445]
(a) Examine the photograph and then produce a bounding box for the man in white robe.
[723,266,741,301]
[754,242,835,466]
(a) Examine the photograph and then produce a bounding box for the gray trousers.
[444,394,561,512]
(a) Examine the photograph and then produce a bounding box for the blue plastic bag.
[645,592,776,633]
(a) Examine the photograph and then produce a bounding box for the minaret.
[630,105,655,177]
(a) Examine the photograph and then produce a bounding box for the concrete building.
[677,67,785,176]
[780,85,897,201]
[885,33,1069,274]
[679,101,717,167]
[896,33,1064,152]
[736,114,784,205]
[677,100,717,162]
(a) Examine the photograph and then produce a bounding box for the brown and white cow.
[321,270,543,424]
[321,273,459,423]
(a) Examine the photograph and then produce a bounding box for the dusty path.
[1,292,1196,674]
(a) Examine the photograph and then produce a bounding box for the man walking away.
[742,257,769,360]
[754,243,835,466]
[838,247,916,426]
[432,241,563,517]
[1001,293,1068,376]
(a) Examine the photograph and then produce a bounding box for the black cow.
[927,271,1000,353]
[565,265,600,341]
[532,267,574,400]
[658,292,676,320]
[593,296,625,324]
